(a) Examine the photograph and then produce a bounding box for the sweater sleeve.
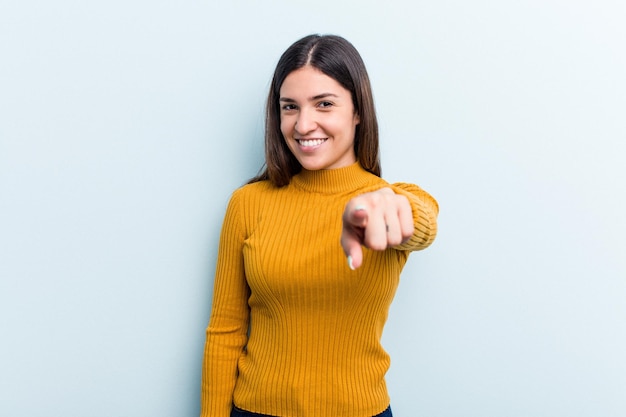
[389,182,439,251]
[200,190,250,417]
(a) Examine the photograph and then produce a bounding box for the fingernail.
[354,205,366,212]
[347,256,355,270]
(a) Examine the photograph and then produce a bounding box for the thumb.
[346,205,368,228]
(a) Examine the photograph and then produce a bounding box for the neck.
[290,163,375,194]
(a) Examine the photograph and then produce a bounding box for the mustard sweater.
[201,163,438,417]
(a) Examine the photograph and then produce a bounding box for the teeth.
[298,139,326,147]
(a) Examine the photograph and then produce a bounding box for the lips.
[296,138,327,147]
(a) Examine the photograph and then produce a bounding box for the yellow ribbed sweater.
[201,163,438,417]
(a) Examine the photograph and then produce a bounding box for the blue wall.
[1,1,624,416]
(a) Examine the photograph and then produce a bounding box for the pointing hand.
[341,187,413,269]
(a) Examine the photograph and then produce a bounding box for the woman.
[201,34,438,417]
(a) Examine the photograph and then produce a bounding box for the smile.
[296,138,327,147]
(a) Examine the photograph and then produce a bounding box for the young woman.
[201,34,438,417]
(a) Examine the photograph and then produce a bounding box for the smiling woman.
[253,34,381,189]
[200,34,439,417]
[279,66,360,171]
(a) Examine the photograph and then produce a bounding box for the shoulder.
[227,180,282,211]
[232,179,275,197]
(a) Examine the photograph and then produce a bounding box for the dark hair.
[249,34,380,186]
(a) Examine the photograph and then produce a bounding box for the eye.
[318,101,333,108]
[281,103,297,111]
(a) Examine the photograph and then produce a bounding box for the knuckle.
[365,236,385,251]
[394,193,409,207]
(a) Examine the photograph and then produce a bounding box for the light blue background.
[1,1,624,416]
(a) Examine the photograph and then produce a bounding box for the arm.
[200,191,250,417]
[388,182,439,251]
[341,183,438,269]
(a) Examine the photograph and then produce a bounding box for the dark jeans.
[231,405,392,417]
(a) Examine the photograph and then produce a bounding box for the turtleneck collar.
[290,162,376,195]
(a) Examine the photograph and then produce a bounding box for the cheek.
[333,115,358,136]
[279,117,291,137]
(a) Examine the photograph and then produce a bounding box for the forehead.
[279,66,349,98]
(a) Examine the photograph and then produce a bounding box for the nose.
[295,108,316,135]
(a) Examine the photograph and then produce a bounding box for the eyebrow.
[279,93,339,102]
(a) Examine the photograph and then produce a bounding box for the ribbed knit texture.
[201,163,438,417]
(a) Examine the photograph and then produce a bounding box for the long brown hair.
[249,34,380,187]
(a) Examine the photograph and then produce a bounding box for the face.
[279,66,360,171]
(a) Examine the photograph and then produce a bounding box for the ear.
[354,112,360,125]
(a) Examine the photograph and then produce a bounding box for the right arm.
[201,191,250,417]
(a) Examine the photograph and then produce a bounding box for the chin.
[300,163,325,171]
[296,158,326,171]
